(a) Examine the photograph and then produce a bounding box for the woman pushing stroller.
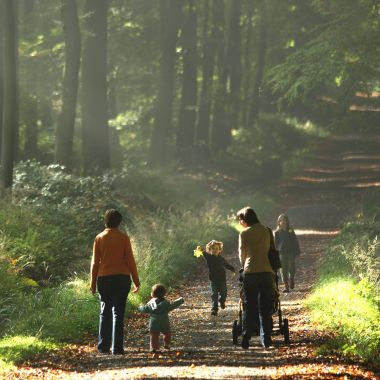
[237,207,277,349]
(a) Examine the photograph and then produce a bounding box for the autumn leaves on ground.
[9,135,380,379]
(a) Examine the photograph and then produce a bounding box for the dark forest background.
[1,0,378,187]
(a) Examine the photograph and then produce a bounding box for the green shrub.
[12,278,98,342]
[324,218,380,287]
[362,189,380,221]
[0,161,137,282]
[131,204,236,303]
[306,278,380,364]
[0,336,59,370]
[0,259,23,334]
[307,201,380,365]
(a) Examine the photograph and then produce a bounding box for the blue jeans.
[242,272,276,345]
[210,280,227,311]
[97,274,131,353]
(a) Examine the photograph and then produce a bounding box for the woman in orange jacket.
[90,209,140,355]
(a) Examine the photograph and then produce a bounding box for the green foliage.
[0,160,134,282]
[228,114,308,182]
[268,1,380,106]
[362,189,380,221]
[130,204,236,303]
[0,336,59,370]
[306,278,380,364]
[324,216,380,287]
[307,193,380,364]
[0,260,23,333]
[12,278,98,342]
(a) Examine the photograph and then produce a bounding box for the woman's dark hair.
[104,209,122,228]
[151,284,166,299]
[237,207,259,226]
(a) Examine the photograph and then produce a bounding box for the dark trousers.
[211,280,227,311]
[280,254,296,284]
[242,272,275,345]
[97,274,131,353]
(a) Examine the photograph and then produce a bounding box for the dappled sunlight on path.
[283,134,380,191]
[295,229,340,236]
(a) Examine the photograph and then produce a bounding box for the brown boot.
[283,282,290,293]
[290,277,295,289]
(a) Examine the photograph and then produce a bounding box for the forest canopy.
[1,0,379,189]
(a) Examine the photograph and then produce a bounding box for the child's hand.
[132,285,140,293]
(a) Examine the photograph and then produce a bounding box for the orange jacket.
[91,228,140,287]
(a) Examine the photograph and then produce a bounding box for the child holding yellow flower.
[274,214,301,292]
[200,240,235,316]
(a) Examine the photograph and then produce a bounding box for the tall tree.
[0,15,4,158]
[226,0,242,130]
[176,0,197,156]
[55,0,81,169]
[210,0,229,151]
[0,0,18,189]
[148,0,183,166]
[196,0,217,156]
[21,0,39,160]
[248,0,268,126]
[240,1,254,127]
[81,0,110,173]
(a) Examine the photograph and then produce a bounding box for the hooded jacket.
[138,297,184,332]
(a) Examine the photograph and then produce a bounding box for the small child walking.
[202,240,235,316]
[138,284,184,353]
[274,214,301,292]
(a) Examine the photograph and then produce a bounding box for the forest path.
[9,134,380,379]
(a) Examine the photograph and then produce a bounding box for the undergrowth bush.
[0,161,136,282]
[0,260,23,333]
[130,204,236,302]
[306,278,380,364]
[227,114,308,182]
[307,192,380,365]
[11,278,98,342]
[0,336,59,370]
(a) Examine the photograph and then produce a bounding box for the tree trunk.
[241,0,254,127]
[226,0,242,131]
[248,0,267,126]
[22,0,39,160]
[55,0,81,169]
[81,0,110,173]
[1,0,18,190]
[0,17,4,158]
[210,0,229,151]
[23,94,38,159]
[148,0,183,166]
[196,0,217,156]
[177,0,197,156]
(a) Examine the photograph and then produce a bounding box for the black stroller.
[232,269,290,345]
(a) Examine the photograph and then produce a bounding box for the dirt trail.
[9,134,380,379]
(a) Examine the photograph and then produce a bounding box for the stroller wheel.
[283,318,290,344]
[232,320,239,345]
